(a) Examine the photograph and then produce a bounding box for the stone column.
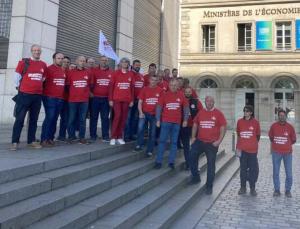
[160,0,180,69]
[116,0,134,61]
[0,0,59,124]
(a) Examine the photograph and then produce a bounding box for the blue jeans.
[190,139,218,188]
[156,122,180,164]
[89,97,110,140]
[68,102,88,139]
[41,96,64,142]
[272,152,293,192]
[136,113,156,153]
[57,100,68,140]
[12,92,42,144]
[124,100,139,139]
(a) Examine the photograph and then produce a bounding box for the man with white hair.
[189,96,227,195]
[11,44,47,150]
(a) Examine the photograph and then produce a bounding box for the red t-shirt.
[138,86,163,115]
[43,64,66,100]
[133,72,144,99]
[187,99,203,127]
[16,59,47,95]
[144,74,150,87]
[236,118,261,153]
[92,67,113,97]
[269,122,296,154]
[109,70,134,103]
[158,91,189,124]
[66,68,92,102]
[158,80,169,92]
[194,108,227,143]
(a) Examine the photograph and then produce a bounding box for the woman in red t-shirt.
[236,105,261,196]
[109,58,134,145]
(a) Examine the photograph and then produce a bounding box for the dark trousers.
[89,97,110,140]
[124,100,139,140]
[240,151,259,189]
[180,126,192,167]
[190,139,218,188]
[12,92,42,144]
[41,96,64,142]
[57,100,68,140]
[67,102,89,139]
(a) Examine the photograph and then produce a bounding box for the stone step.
[0,150,141,208]
[0,142,135,184]
[0,154,155,229]
[84,151,225,229]
[134,153,236,229]
[171,157,240,229]
[26,156,188,229]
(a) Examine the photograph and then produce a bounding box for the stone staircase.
[0,142,238,229]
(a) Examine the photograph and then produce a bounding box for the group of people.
[10,44,297,197]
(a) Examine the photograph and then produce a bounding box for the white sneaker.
[117,139,125,145]
[110,139,116,145]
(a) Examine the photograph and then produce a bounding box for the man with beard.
[180,87,203,170]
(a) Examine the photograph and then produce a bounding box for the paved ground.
[196,136,300,229]
[1,124,300,228]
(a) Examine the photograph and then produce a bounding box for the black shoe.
[285,191,292,198]
[154,162,162,169]
[273,190,281,197]
[206,188,213,195]
[168,163,175,170]
[250,189,257,196]
[188,177,201,185]
[134,146,143,152]
[238,187,246,195]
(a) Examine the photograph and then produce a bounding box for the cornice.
[181,0,300,9]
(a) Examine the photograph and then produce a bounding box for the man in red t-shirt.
[40,52,66,147]
[124,59,144,141]
[66,56,93,144]
[56,56,71,142]
[89,55,112,142]
[143,63,156,87]
[269,109,296,198]
[11,44,47,150]
[135,75,162,157]
[189,96,227,195]
[154,79,189,169]
[157,70,169,92]
[236,105,261,196]
[180,87,203,170]
[109,57,134,145]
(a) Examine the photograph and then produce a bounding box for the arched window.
[274,78,295,89]
[235,78,255,88]
[200,79,218,88]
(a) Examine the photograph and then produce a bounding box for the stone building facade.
[180,0,300,132]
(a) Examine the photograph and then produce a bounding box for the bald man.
[11,44,47,150]
[189,96,227,195]
[66,56,93,144]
